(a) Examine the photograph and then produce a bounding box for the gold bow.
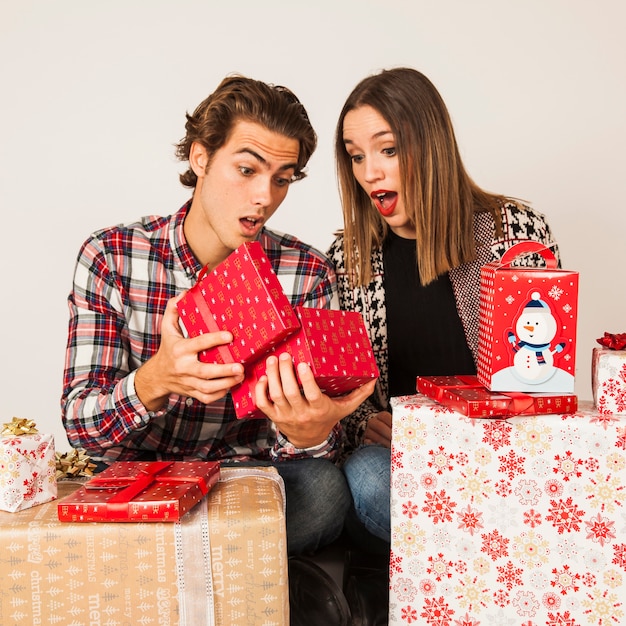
[55,449,97,480]
[1,417,39,436]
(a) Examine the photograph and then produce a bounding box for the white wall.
[1,0,624,452]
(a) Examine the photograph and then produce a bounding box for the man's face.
[189,120,300,261]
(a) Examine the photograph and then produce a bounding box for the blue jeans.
[223,458,351,556]
[342,445,391,550]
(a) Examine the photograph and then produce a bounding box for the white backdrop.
[1,0,624,452]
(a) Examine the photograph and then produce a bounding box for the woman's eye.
[383,147,396,157]
[350,154,364,164]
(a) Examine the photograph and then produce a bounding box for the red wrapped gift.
[416,374,578,418]
[477,241,579,393]
[232,307,380,419]
[57,460,220,522]
[176,241,300,365]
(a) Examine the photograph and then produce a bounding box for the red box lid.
[176,241,300,365]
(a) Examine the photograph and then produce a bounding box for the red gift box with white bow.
[57,460,220,522]
[176,241,300,365]
[477,241,579,393]
[231,307,379,419]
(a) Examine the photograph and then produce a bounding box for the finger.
[263,355,286,403]
[254,375,273,415]
[162,295,187,335]
[297,361,324,404]
[187,330,234,355]
[195,360,244,382]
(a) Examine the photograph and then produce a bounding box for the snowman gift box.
[477,241,579,393]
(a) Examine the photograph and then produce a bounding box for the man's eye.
[239,166,254,176]
[275,177,290,187]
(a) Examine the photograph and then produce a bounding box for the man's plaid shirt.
[62,201,339,464]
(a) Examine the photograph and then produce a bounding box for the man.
[61,75,375,573]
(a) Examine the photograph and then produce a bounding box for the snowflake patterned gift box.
[231,307,379,418]
[389,394,626,626]
[176,241,300,365]
[477,241,579,393]
[57,460,220,521]
[592,339,626,415]
[0,418,57,512]
[416,374,578,418]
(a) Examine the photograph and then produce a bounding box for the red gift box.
[416,374,578,417]
[57,460,220,522]
[176,241,300,365]
[477,241,578,393]
[232,307,380,419]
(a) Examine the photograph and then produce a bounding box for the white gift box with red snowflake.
[389,394,626,625]
[0,432,57,512]
[592,347,626,415]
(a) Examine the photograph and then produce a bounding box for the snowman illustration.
[506,291,566,384]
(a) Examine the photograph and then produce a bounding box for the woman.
[327,67,560,549]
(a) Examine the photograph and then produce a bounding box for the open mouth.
[240,217,262,235]
[372,191,398,217]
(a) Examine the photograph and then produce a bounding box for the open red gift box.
[57,460,220,522]
[416,374,578,418]
[232,307,380,419]
[176,241,300,365]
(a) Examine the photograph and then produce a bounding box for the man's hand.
[254,352,377,449]
[363,411,392,448]
[134,296,245,411]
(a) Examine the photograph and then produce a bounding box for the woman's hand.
[363,411,392,448]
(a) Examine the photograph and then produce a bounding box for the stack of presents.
[0,241,378,625]
[2,240,625,624]
[389,242,626,624]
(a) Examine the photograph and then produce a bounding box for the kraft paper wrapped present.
[0,417,57,512]
[389,394,626,625]
[592,332,626,415]
[416,374,578,418]
[0,466,288,626]
[477,241,579,393]
[231,306,379,418]
[57,460,220,522]
[176,241,300,365]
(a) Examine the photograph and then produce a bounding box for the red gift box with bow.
[232,307,380,419]
[57,460,220,522]
[477,241,578,393]
[176,241,300,365]
[416,374,578,418]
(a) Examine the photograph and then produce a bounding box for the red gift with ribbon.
[57,460,220,522]
[416,375,578,418]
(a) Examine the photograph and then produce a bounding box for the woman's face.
[342,105,414,238]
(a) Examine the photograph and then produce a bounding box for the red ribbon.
[596,332,626,350]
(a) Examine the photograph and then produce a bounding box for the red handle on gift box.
[499,241,558,269]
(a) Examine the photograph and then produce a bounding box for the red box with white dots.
[231,306,379,419]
